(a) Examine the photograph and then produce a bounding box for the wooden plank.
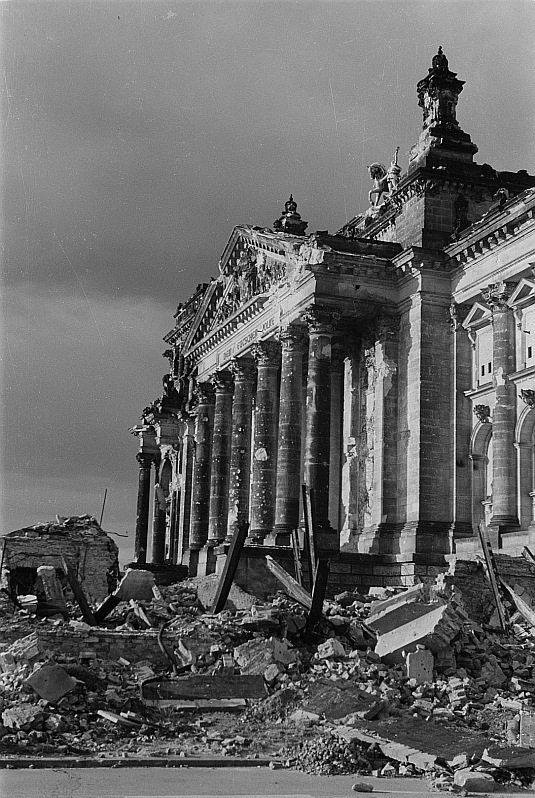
[60,556,96,626]
[302,484,316,589]
[305,558,330,637]
[291,529,303,586]
[500,579,535,628]
[93,593,122,624]
[211,521,249,614]
[522,546,535,567]
[141,674,266,701]
[264,555,312,608]
[477,522,508,632]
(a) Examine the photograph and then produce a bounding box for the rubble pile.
[1,563,535,790]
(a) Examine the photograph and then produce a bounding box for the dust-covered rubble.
[1,565,535,790]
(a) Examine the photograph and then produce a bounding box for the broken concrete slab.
[37,565,68,616]
[25,662,77,703]
[190,573,257,612]
[116,569,156,602]
[303,680,384,721]
[374,602,462,664]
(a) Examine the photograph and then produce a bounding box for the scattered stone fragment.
[453,768,496,792]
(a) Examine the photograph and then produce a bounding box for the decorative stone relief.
[474,404,492,423]
[481,281,515,311]
[520,389,535,408]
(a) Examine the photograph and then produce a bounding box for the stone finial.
[273,195,308,236]
[432,46,448,72]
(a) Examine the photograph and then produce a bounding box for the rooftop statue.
[368,147,401,207]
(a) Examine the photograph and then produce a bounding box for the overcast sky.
[2,1,534,565]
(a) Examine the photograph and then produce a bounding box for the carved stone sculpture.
[520,389,535,408]
[474,404,491,424]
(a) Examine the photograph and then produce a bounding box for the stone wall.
[0,532,119,604]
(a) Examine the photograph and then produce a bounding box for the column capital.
[301,306,338,334]
[278,325,304,350]
[481,281,515,312]
[210,370,234,394]
[252,340,280,366]
[229,357,255,381]
[193,381,214,406]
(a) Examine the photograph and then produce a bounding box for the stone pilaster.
[449,304,473,539]
[227,358,254,540]
[482,282,519,541]
[176,418,195,562]
[134,453,152,564]
[250,341,280,543]
[273,327,304,545]
[207,371,234,547]
[151,456,166,564]
[302,307,336,535]
[361,315,400,554]
[189,383,214,559]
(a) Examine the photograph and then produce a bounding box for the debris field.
[2,556,535,793]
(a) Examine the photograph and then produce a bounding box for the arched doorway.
[470,421,493,532]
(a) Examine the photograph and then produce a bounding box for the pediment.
[186,229,290,349]
[462,301,491,329]
[509,278,535,307]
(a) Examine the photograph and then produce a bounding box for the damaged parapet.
[0,514,119,604]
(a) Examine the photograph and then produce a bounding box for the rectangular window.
[529,346,533,360]
[476,327,493,387]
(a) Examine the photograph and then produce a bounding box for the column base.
[196,542,220,576]
[486,516,520,549]
[266,526,293,547]
[398,521,452,556]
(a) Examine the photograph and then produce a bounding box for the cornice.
[446,188,535,269]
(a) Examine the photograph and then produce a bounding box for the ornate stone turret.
[409,47,478,168]
[273,195,308,236]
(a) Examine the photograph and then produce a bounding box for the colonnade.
[133,308,344,568]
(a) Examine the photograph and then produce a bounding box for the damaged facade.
[0,515,119,604]
[131,49,535,588]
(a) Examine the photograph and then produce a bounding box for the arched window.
[515,406,535,528]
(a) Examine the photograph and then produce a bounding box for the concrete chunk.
[115,568,156,601]
[26,662,77,703]
[374,603,462,664]
[453,769,496,792]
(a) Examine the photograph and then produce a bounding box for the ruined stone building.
[131,50,535,592]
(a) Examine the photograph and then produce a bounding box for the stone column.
[207,371,234,545]
[303,307,335,533]
[189,383,214,552]
[151,457,166,564]
[227,358,254,541]
[250,341,280,543]
[134,453,152,564]
[482,281,519,540]
[273,327,304,544]
[329,342,344,532]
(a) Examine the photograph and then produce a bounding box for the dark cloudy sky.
[2,1,534,565]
